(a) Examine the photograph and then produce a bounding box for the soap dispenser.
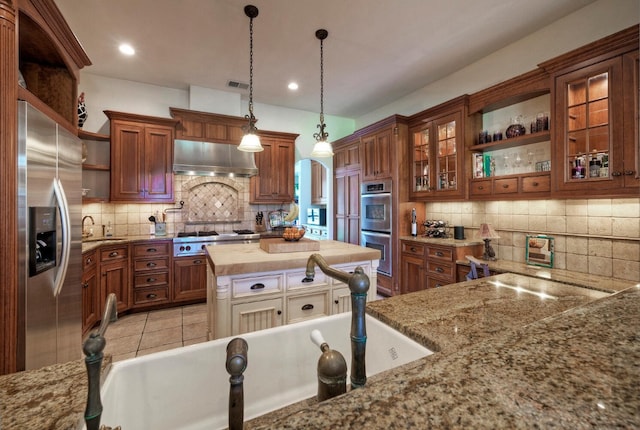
[310,329,347,401]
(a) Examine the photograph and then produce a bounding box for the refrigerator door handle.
[53,177,71,297]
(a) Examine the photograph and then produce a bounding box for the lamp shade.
[310,140,333,157]
[238,132,263,152]
[479,223,500,239]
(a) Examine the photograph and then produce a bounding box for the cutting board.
[259,237,320,253]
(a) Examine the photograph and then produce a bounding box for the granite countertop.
[399,235,483,247]
[2,271,637,429]
[0,356,112,430]
[205,240,381,276]
[247,274,639,429]
[81,234,170,253]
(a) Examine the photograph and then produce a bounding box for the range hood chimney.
[173,139,258,177]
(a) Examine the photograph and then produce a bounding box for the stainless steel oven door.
[360,192,391,233]
[361,231,392,277]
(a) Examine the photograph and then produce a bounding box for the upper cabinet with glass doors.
[408,96,469,201]
[542,25,638,197]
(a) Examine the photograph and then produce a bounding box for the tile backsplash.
[82,175,286,237]
[424,198,640,283]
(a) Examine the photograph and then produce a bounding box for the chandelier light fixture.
[311,29,333,158]
[238,5,263,152]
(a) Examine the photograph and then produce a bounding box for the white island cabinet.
[205,240,380,340]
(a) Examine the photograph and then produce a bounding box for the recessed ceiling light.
[119,43,135,56]
[288,82,299,91]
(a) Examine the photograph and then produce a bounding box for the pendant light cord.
[248,13,255,119]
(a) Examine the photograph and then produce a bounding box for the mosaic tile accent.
[180,176,246,222]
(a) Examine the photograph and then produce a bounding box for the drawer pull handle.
[250,283,265,290]
[147,248,158,253]
[435,251,444,257]
[147,262,157,267]
[532,182,539,186]
[435,284,442,288]
[194,259,203,264]
[611,171,622,177]
[302,304,314,311]
[109,251,119,257]
[85,257,93,264]
[334,299,339,305]
[410,247,417,252]
[277,310,282,315]
[147,277,156,282]
[478,185,484,190]
[147,293,157,299]
[435,267,444,273]
[502,184,509,188]
[624,170,635,176]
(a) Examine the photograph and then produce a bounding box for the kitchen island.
[205,240,381,339]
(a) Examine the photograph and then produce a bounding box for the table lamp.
[479,223,500,260]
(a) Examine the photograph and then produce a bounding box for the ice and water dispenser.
[28,207,57,277]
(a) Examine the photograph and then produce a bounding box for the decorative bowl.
[283,227,305,241]
[505,123,526,138]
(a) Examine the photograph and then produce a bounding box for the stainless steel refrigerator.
[17,100,82,371]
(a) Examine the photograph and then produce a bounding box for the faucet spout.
[82,293,118,430]
[306,253,369,388]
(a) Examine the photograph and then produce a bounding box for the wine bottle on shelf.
[411,208,417,237]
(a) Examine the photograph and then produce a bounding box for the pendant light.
[238,5,263,152]
[311,29,333,157]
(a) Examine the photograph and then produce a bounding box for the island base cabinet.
[210,259,378,339]
[232,298,283,336]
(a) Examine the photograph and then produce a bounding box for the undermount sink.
[82,237,125,243]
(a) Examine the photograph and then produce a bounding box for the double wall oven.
[360,179,392,277]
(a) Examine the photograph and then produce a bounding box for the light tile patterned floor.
[103,303,208,362]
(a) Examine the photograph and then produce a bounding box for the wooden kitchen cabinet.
[105,111,178,203]
[173,256,207,303]
[81,250,99,335]
[99,244,130,313]
[131,240,171,308]
[311,160,328,205]
[400,239,482,294]
[362,128,392,180]
[250,131,298,204]
[169,108,245,144]
[333,136,362,245]
[541,25,639,197]
[232,298,284,335]
[409,96,469,201]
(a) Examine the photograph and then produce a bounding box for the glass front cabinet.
[409,97,468,200]
[548,26,639,196]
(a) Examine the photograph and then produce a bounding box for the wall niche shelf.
[80,129,110,203]
[470,130,551,152]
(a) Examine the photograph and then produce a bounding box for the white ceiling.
[55,0,597,119]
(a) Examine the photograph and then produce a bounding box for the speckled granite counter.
[246,274,639,429]
[81,234,169,253]
[0,356,112,430]
[398,235,483,248]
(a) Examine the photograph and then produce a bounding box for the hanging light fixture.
[238,5,263,152]
[311,29,333,158]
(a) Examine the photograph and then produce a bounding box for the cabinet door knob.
[301,304,314,311]
[478,186,484,190]
[277,310,282,315]
[334,299,339,305]
[612,171,622,177]
[82,282,89,289]
[250,283,265,290]
[624,170,635,176]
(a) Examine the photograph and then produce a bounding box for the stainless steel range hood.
[173,139,258,177]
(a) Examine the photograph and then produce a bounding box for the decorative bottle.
[411,208,417,237]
